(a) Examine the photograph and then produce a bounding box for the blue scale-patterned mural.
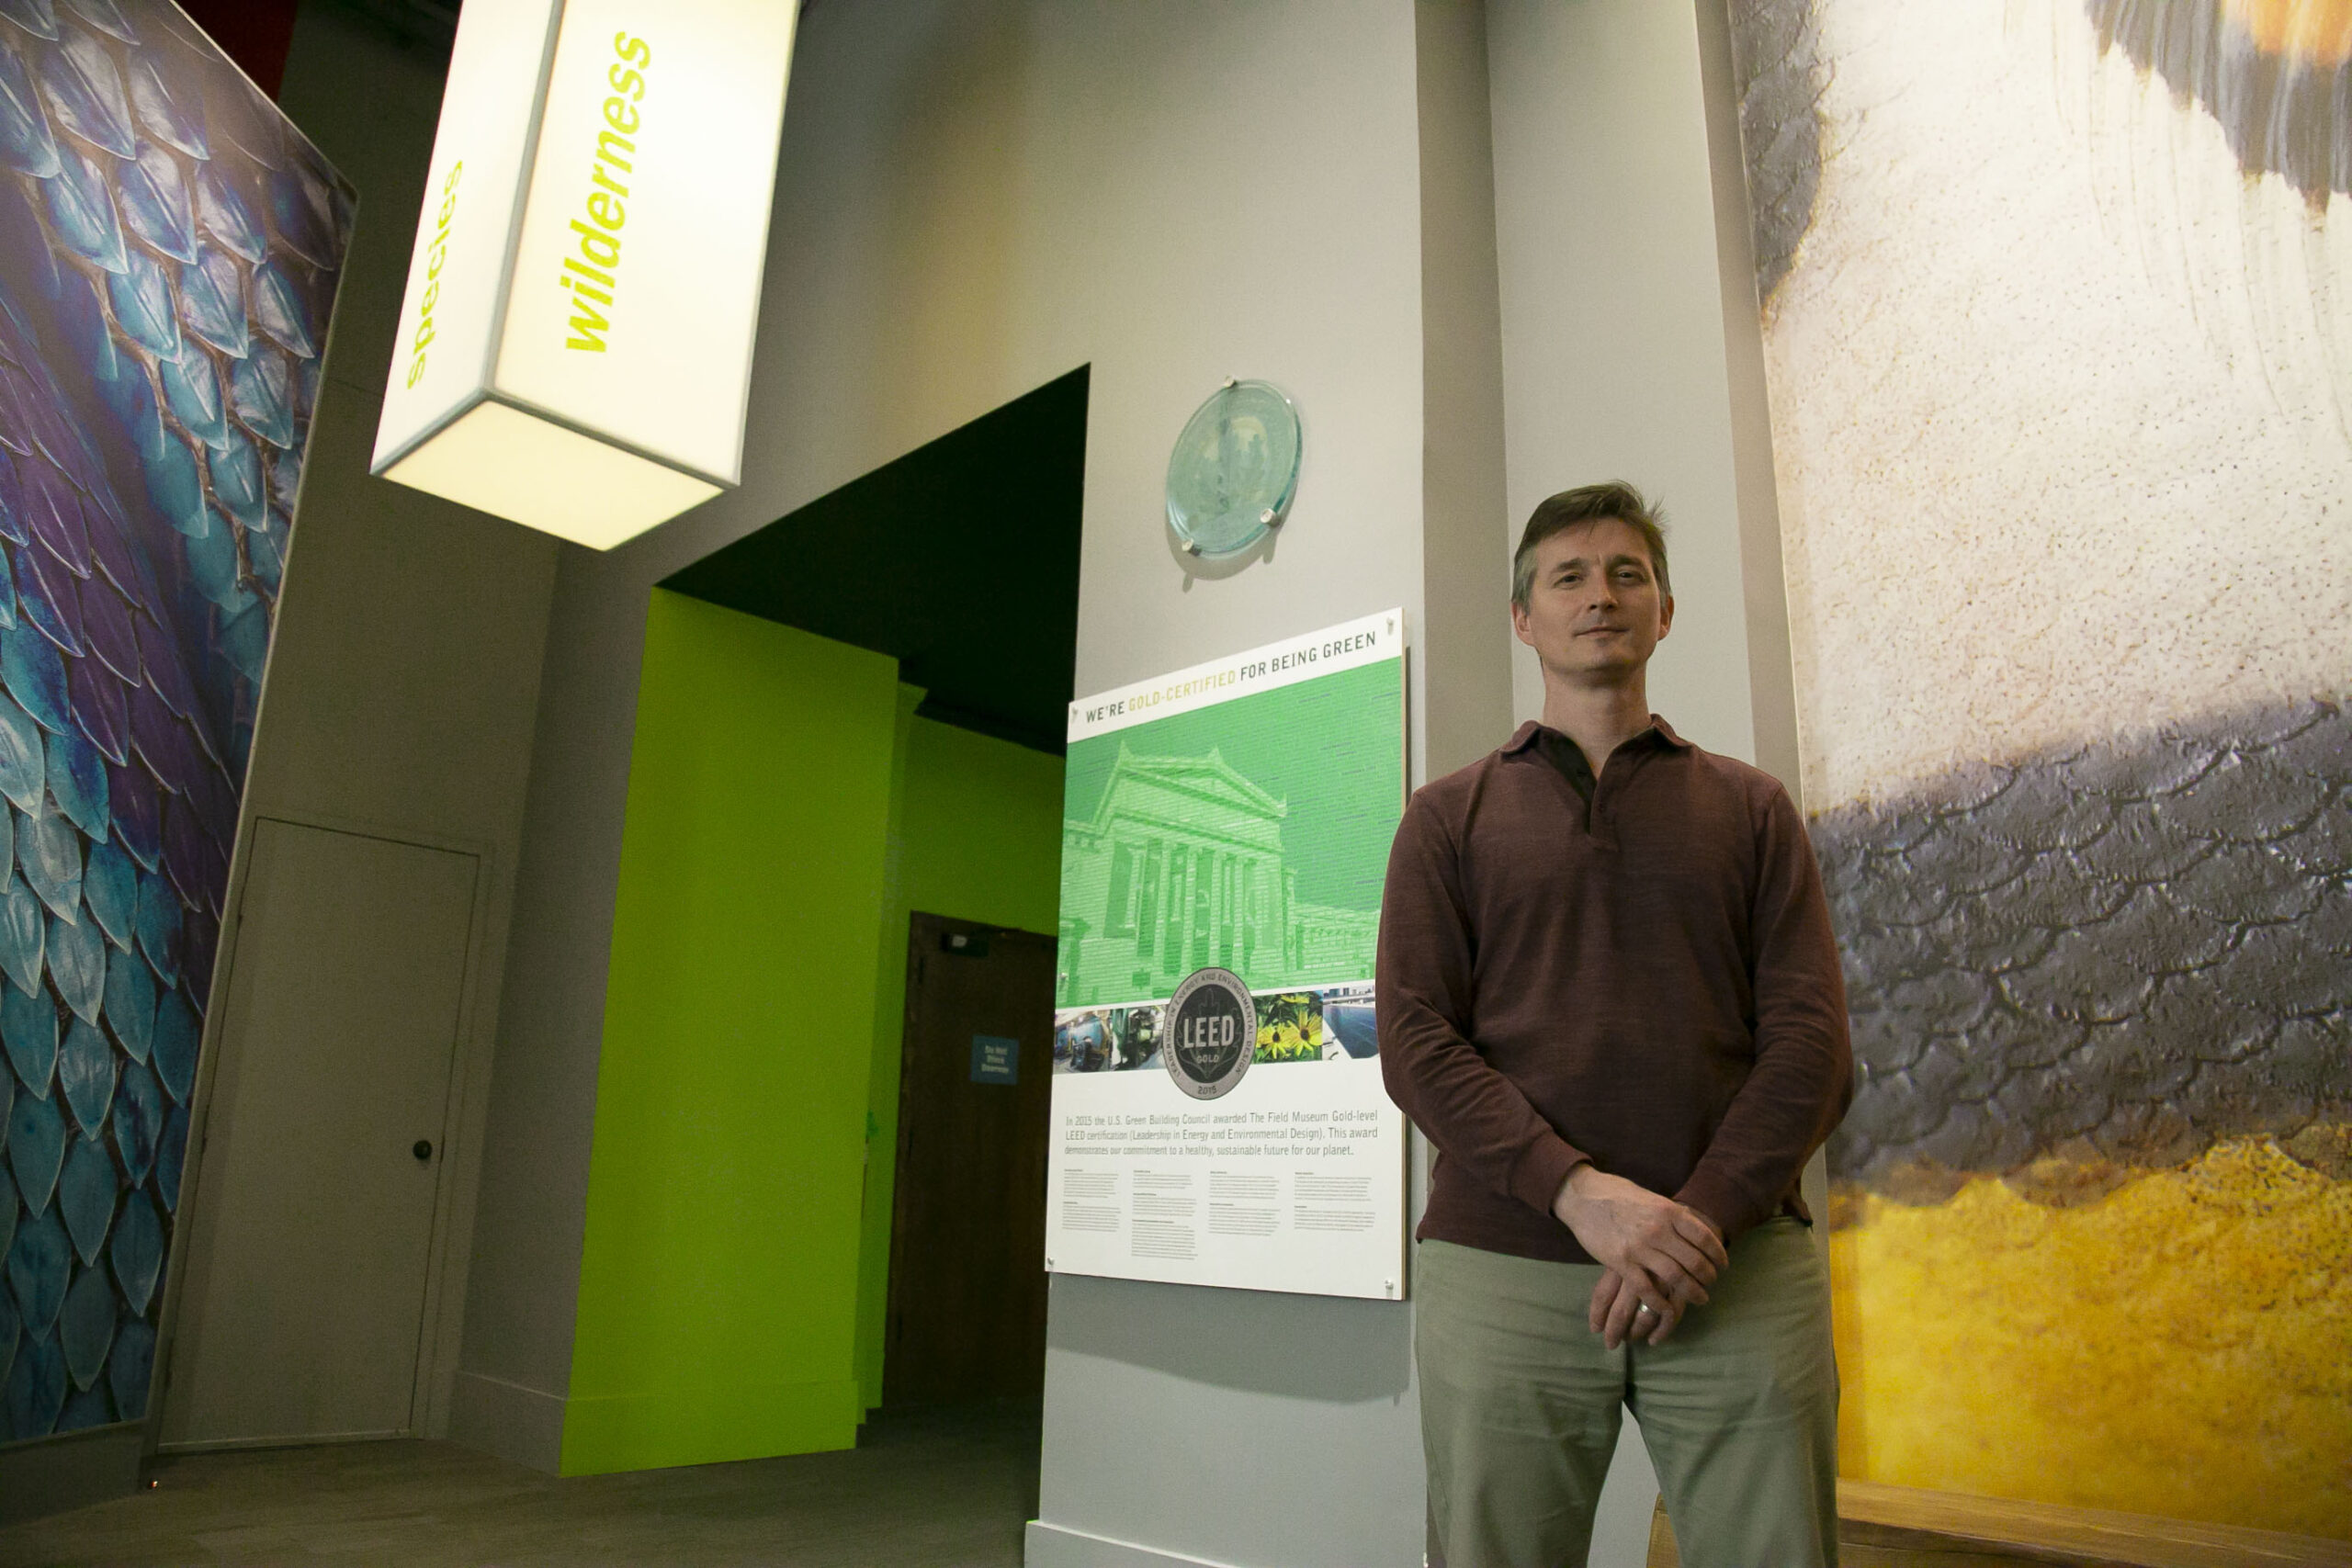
[0,0,349,1444]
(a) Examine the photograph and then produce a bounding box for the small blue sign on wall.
[970,1035,1021,1085]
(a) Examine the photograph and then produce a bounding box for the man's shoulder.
[1407,742,1515,820]
[1675,740,1793,807]
[1662,743,1814,863]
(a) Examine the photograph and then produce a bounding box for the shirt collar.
[1502,716,1690,755]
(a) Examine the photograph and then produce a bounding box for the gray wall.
[1489,0,1783,771]
[1416,0,1514,784]
[300,5,1802,1566]
[0,0,1802,1551]
[458,3,1445,1502]
[155,0,560,1449]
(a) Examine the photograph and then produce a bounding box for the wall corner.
[1691,0,1804,806]
[1415,0,1517,784]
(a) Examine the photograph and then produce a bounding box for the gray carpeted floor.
[0,1402,1039,1567]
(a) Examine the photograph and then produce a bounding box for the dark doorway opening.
[886,914,1057,1405]
[660,368,1086,1437]
[662,366,1090,755]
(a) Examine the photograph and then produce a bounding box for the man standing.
[1379,483,1852,1566]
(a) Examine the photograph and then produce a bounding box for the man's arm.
[1376,794,1591,1216]
[1377,794,1726,1319]
[1672,782,1855,1244]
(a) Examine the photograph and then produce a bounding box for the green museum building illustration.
[1058,744,1382,1006]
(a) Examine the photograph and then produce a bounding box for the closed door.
[161,820,478,1447]
[885,914,1055,1404]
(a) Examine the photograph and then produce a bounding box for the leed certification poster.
[1046,610,1408,1300]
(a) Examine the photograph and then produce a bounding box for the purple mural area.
[0,0,349,1443]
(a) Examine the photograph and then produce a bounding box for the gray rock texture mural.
[1815,699,2351,1199]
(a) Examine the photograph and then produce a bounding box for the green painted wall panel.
[900,717,1066,930]
[854,713,1065,1408]
[566,591,899,1475]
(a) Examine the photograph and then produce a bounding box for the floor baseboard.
[1023,1520,1246,1568]
[447,1371,565,1474]
[0,1424,144,1528]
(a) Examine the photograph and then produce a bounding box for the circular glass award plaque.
[1165,378,1302,558]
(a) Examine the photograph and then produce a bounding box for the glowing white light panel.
[370,0,796,547]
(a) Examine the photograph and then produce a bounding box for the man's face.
[1510,518,1673,684]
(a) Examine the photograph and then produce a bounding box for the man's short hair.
[1510,482,1671,609]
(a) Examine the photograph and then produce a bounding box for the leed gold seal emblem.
[1164,968,1255,1100]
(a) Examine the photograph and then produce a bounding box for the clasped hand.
[1550,1166,1727,1348]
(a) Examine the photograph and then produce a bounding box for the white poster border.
[1067,606,1404,744]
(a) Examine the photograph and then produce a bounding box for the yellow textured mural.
[1831,1134,2352,1536]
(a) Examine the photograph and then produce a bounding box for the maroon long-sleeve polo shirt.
[1377,717,1853,1265]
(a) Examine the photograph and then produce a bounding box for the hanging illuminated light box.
[368,0,797,547]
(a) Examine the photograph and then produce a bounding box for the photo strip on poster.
[1047,609,1408,1300]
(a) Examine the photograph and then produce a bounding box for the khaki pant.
[1416,1220,1838,1568]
